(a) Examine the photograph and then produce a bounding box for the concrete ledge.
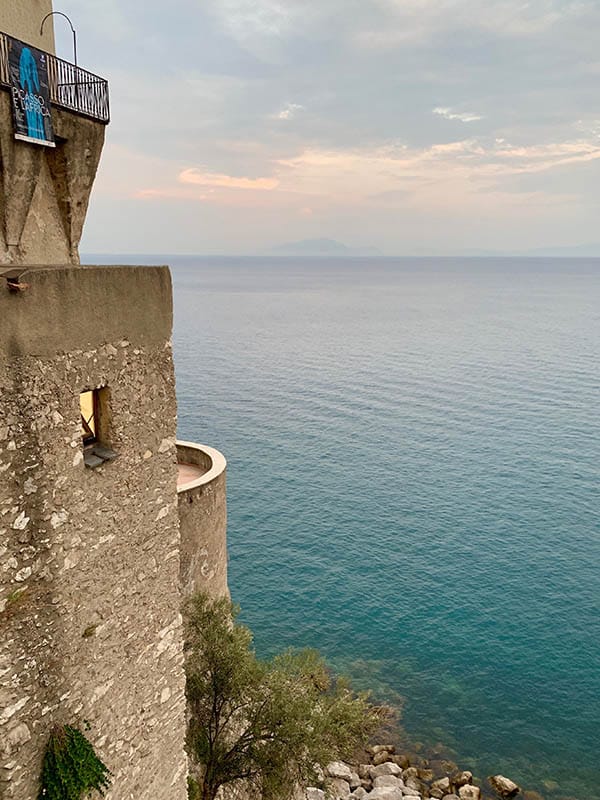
[176,441,227,494]
[0,265,173,354]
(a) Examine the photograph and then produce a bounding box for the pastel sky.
[54,0,600,255]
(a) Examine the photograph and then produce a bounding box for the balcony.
[0,31,109,124]
[176,441,227,493]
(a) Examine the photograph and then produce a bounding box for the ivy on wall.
[38,724,111,800]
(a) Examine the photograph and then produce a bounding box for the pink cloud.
[179,168,279,190]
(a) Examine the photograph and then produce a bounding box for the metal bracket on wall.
[0,269,30,292]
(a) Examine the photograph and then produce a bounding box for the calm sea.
[94,255,600,799]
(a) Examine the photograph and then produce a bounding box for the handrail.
[0,31,109,124]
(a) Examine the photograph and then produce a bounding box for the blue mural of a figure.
[19,47,46,140]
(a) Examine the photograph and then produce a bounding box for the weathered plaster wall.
[0,266,187,800]
[177,442,228,601]
[0,0,55,52]
[0,93,105,266]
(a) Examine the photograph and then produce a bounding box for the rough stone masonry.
[0,265,189,800]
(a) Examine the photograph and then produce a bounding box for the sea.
[93,255,600,799]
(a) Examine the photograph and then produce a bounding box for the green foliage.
[38,724,111,800]
[184,593,385,800]
[1,587,29,621]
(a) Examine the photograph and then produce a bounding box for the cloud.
[354,0,592,48]
[66,0,600,253]
[274,103,305,120]
[273,135,600,209]
[433,107,483,123]
[134,188,210,201]
[179,169,279,191]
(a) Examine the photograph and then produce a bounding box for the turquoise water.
[170,257,600,799]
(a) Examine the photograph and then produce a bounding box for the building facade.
[0,0,55,54]
[0,4,229,799]
[0,1,107,266]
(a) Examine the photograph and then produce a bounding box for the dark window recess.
[79,388,117,468]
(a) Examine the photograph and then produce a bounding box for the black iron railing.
[0,31,109,124]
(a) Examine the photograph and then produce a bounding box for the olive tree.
[184,593,384,800]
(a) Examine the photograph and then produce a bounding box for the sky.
[53,0,600,255]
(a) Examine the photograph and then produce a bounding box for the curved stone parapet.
[176,441,228,600]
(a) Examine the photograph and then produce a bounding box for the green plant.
[184,593,385,800]
[38,724,111,800]
[1,587,29,620]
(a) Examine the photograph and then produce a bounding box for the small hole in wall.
[188,496,193,504]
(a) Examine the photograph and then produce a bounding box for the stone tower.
[0,4,229,799]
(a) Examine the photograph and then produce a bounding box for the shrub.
[184,593,384,800]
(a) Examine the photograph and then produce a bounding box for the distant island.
[271,238,382,257]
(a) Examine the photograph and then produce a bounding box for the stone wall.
[0,0,55,52]
[177,441,228,601]
[0,93,106,267]
[0,265,188,800]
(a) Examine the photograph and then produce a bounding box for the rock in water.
[458,785,481,800]
[453,771,473,788]
[371,745,397,756]
[489,776,520,798]
[431,778,452,798]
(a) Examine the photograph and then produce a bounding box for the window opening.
[79,387,117,468]
[80,390,97,444]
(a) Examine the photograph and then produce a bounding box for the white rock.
[12,511,29,531]
[351,789,368,800]
[160,687,172,703]
[459,786,480,800]
[50,510,69,529]
[489,776,520,798]
[326,763,354,782]
[329,778,351,798]
[371,763,403,778]
[349,772,361,790]
[15,566,32,582]
[374,776,402,789]
[368,789,404,800]
[0,697,29,725]
[454,773,473,788]
[431,779,451,795]
[306,790,325,800]
[402,787,421,797]
[1,723,31,755]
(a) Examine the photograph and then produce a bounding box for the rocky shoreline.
[305,744,533,800]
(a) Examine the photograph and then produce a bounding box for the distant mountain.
[271,238,381,256]
[522,243,600,257]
